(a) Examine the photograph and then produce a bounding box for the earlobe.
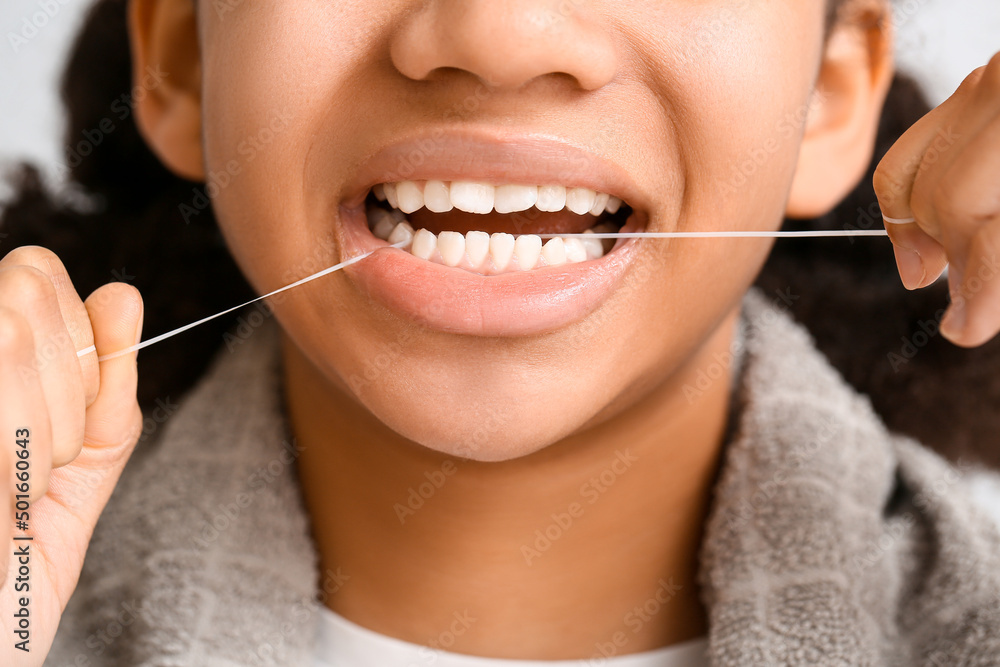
[785,2,894,219]
[128,0,205,182]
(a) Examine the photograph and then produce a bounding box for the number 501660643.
[14,428,30,526]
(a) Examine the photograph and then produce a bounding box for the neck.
[284,311,738,660]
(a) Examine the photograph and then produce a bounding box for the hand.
[0,246,144,666]
[874,51,1000,348]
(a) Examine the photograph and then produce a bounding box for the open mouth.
[335,132,649,336]
[362,180,637,275]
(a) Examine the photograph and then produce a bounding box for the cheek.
[197,5,379,292]
[584,4,825,399]
[634,4,824,314]
[645,3,824,231]
[184,1,826,458]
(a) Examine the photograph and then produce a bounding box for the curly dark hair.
[3,0,999,469]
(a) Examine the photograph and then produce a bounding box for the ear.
[128,0,204,181]
[785,1,894,219]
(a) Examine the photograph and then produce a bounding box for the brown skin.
[124,0,896,658]
[7,0,1000,661]
[0,254,143,665]
[875,53,1000,347]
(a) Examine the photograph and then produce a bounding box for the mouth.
[337,133,651,336]
[365,180,635,274]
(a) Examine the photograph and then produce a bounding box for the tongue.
[407,208,603,236]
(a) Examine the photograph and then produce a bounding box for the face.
[139,0,874,461]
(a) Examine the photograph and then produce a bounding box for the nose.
[390,0,619,91]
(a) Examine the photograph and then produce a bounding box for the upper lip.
[340,128,649,216]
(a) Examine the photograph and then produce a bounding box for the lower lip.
[339,208,642,337]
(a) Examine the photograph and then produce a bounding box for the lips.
[338,131,650,337]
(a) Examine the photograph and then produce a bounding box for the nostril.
[389,1,619,92]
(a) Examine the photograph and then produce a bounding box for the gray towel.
[46,288,1000,666]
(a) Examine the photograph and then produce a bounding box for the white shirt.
[313,605,709,667]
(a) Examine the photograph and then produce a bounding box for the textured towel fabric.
[46,288,1000,666]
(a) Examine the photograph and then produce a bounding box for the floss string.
[77,229,897,360]
[77,243,403,361]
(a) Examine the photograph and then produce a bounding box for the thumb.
[53,283,144,526]
[5,283,145,627]
[885,220,949,291]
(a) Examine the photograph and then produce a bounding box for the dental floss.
[539,229,890,239]
[77,243,405,362]
[76,230,892,361]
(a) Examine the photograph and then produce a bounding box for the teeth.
[541,238,566,267]
[590,223,617,254]
[387,221,415,246]
[366,178,627,273]
[514,234,542,270]
[466,231,490,267]
[451,182,495,214]
[581,230,604,260]
[536,185,567,213]
[494,185,538,214]
[438,231,466,267]
[376,181,624,217]
[370,209,397,240]
[566,187,598,216]
[383,182,399,209]
[411,228,437,260]
[424,180,453,213]
[396,181,424,214]
[589,193,610,217]
[367,207,612,273]
[490,233,515,271]
[564,238,588,263]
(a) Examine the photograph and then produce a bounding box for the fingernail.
[893,245,925,290]
[941,300,966,341]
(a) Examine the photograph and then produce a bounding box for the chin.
[365,384,587,463]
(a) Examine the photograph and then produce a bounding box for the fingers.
[0,265,85,471]
[49,283,144,534]
[940,218,1000,347]
[924,110,1000,263]
[873,68,977,238]
[919,90,1000,345]
[0,247,98,405]
[0,307,54,505]
[874,106,956,289]
[885,222,949,290]
[874,54,1000,346]
[81,282,143,452]
[874,66,992,292]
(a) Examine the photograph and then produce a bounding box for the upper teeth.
[374,181,622,217]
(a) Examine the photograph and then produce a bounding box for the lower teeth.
[367,207,617,275]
